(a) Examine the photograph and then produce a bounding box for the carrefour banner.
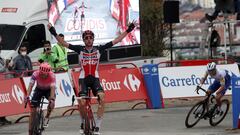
[71,68,148,103]
[158,64,240,98]
[23,72,76,109]
[0,78,30,117]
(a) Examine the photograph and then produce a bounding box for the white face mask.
[21,51,27,56]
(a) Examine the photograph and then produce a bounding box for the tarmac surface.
[0,98,239,135]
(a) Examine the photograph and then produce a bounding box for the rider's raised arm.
[200,72,208,85]
[111,22,136,45]
[48,23,70,48]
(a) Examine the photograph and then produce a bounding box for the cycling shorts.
[31,87,52,108]
[208,73,231,96]
[78,75,104,97]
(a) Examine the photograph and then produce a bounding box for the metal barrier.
[62,62,149,116]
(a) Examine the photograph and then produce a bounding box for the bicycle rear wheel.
[185,101,205,128]
[209,99,229,126]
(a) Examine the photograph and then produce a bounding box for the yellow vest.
[53,44,69,71]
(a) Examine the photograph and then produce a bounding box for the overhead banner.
[158,64,240,98]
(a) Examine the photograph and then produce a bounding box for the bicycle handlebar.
[195,85,216,103]
[195,85,207,94]
[24,99,49,108]
[71,95,99,106]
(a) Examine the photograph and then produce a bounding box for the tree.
[140,0,169,57]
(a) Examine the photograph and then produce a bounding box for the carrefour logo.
[59,80,72,97]
[124,74,141,92]
[161,74,214,87]
[12,84,24,104]
[143,67,149,73]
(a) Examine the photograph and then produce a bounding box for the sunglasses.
[84,36,93,40]
[20,49,27,51]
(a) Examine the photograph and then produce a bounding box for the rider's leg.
[78,79,88,125]
[215,93,224,107]
[29,88,41,134]
[96,92,105,128]
[45,87,56,119]
[29,107,37,135]
[78,98,86,122]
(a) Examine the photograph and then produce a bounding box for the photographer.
[38,40,59,70]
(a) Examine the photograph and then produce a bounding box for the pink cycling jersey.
[30,70,56,90]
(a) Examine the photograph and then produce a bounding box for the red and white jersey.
[69,42,113,78]
[30,70,56,90]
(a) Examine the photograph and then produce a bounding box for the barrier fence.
[0,62,152,122]
[1,60,240,128]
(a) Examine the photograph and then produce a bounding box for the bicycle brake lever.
[72,95,75,106]
[195,86,200,94]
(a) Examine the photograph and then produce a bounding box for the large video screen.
[48,0,140,46]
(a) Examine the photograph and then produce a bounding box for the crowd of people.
[0,33,69,126]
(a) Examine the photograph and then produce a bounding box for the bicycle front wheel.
[185,101,205,128]
[38,110,44,134]
[84,112,91,135]
[209,99,229,126]
[31,113,40,135]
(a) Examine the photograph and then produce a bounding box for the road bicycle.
[185,85,230,128]
[72,91,99,135]
[25,97,48,135]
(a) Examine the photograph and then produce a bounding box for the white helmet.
[207,62,216,71]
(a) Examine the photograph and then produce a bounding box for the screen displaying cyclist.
[25,62,56,135]
[48,21,136,134]
[200,62,231,110]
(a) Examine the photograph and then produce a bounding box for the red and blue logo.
[59,79,72,97]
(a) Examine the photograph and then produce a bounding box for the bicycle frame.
[185,85,230,128]
[196,86,216,114]
[73,93,98,135]
[25,97,48,135]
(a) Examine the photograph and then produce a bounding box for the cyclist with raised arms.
[48,22,135,134]
[25,62,56,135]
[200,62,231,111]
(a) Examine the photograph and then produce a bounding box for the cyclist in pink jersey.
[48,22,136,134]
[25,62,56,135]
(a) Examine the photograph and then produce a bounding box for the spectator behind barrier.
[0,35,12,125]
[8,42,33,76]
[38,40,59,70]
[52,33,69,72]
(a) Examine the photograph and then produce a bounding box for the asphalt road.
[0,106,239,135]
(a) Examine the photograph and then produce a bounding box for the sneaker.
[79,123,84,134]
[93,127,100,135]
[43,118,49,128]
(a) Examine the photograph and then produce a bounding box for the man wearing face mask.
[8,42,33,76]
[38,40,59,70]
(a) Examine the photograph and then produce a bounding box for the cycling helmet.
[207,62,216,71]
[82,30,94,39]
[39,62,52,73]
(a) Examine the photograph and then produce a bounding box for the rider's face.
[83,36,94,47]
[39,72,48,79]
[208,69,217,76]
